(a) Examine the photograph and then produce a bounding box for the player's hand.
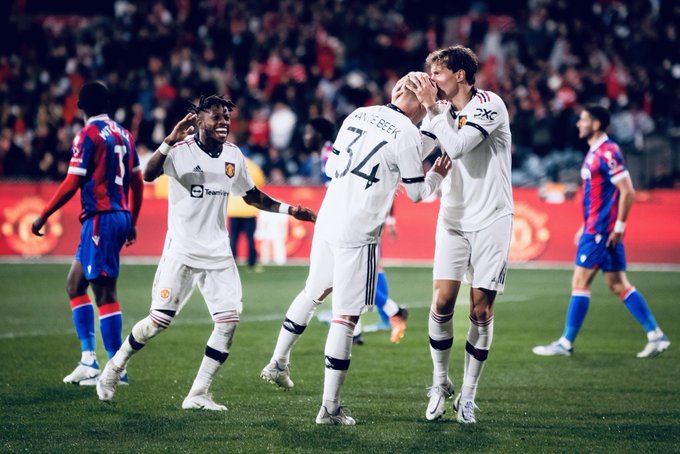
[431,154,452,177]
[125,226,137,247]
[31,216,46,237]
[408,72,438,109]
[290,205,317,223]
[165,112,197,145]
[573,226,583,246]
[606,231,622,248]
[387,223,398,240]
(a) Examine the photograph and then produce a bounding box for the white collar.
[588,134,609,153]
[86,114,110,124]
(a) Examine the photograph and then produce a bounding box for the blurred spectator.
[1,0,679,187]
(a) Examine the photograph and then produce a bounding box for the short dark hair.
[78,81,109,115]
[308,117,335,141]
[583,104,610,131]
[188,95,236,115]
[426,46,478,85]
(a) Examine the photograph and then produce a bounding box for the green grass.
[1,263,678,453]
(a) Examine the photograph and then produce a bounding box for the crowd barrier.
[1,181,679,265]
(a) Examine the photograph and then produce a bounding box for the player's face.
[576,110,595,140]
[199,105,231,144]
[429,63,460,100]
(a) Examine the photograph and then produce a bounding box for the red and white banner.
[1,182,679,265]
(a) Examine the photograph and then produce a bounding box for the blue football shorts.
[76,211,131,280]
[574,232,626,272]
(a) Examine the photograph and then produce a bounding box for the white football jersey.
[162,136,255,268]
[422,89,513,232]
[316,104,442,246]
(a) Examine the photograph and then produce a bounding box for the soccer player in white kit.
[96,95,316,410]
[409,46,513,424]
[261,76,451,425]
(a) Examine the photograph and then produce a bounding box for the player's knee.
[608,281,627,295]
[145,309,176,332]
[471,304,493,323]
[433,288,456,310]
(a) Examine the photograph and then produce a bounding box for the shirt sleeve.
[420,130,439,160]
[231,151,256,196]
[68,128,94,176]
[397,131,443,203]
[601,145,629,183]
[325,117,352,178]
[162,146,178,178]
[422,94,506,160]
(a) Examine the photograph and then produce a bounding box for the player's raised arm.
[144,112,197,182]
[242,187,317,223]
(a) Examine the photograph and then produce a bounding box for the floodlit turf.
[1,263,678,452]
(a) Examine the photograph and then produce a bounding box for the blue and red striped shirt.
[580,134,629,235]
[68,114,140,221]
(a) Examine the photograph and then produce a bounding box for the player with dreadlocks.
[97,95,316,410]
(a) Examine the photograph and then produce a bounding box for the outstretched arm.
[31,173,83,236]
[144,112,197,182]
[242,187,317,223]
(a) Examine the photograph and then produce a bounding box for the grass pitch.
[1,263,678,452]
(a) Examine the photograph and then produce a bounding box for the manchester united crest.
[225,162,235,178]
[1,197,63,256]
[458,115,467,129]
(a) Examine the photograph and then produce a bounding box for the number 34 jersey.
[316,104,431,247]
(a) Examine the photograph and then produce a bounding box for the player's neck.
[195,133,223,158]
[587,131,606,148]
[450,85,474,112]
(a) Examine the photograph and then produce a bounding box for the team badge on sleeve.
[225,162,235,178]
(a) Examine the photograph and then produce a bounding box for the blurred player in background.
[31,81,143,386]
[303,117,336,185]
[410,45,514,424]
[533,105,670,359]
[261,75,451,425]
[96,95,316,410]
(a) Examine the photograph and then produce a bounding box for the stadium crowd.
[1,0,679,187]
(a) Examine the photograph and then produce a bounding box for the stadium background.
[1,2,679,452]
[1,0,680,264]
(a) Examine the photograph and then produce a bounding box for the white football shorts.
[305,235,379,316]
[433,214,513,293]
[151,254,243,321]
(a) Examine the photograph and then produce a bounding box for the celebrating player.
[409,45,514,424]
[533,105,670,359]
[31,81,143,386]
[261,75,451,425]
[96,95,316,410]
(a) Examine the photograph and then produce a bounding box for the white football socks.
[271,289,320,367]
[322,319,355,414]
[429,309,454,386]
[461,317,494,402]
